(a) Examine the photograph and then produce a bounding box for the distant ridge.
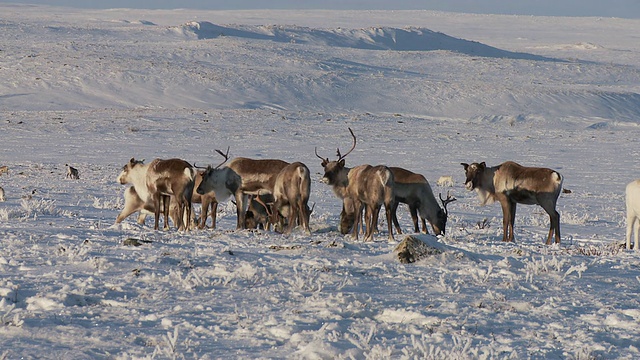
[174,21,560,61]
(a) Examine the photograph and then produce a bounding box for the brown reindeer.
[317,128,395,241]
[270,162,312,234]
[226,157,290,229]
[461,161,563,244]
[244,193,275,230]
[389,167,456,235]
[117,158,195,231]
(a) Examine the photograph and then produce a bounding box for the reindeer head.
[117,158,145,184]
[316,128,356,186]
[461,162,486,191]
[196,147,231,195]
[434,192,457,235]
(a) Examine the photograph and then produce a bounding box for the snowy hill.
[1,4,640,359]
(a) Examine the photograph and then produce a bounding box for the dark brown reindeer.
[244,194,275,230]
[461,161,563,244]
[117,158,195,231]
[317,128,395,241]
[389,167,456,235]
[270,162,312,235]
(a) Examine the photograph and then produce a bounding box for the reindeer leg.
[163,195,172,230]
[499,199,511,242]
[509,201,517,242]
[421,217,428,234]
[152,193,162,230]
[199,198,209,229]
[235,192,246,230]
[116,195,144,224]
[389,200,402,235]
[369,204,383,241]
[626,213,634,250]
[211,200,218,229]
[634,217,640,251]
[408,204,420,233]
[352,201,363,241]
[540,201,560,245]
[385,202,395,242]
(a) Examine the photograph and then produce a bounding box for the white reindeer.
[117,158,194,231]
[625,180,640,250]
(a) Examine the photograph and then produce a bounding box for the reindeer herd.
[112,128,640,250]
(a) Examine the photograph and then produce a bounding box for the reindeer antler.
[315,147,329,163]
[214,147,230,169]
[439,191,457,215]
[337,127,356,161]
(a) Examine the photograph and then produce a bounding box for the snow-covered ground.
[1,4,640,359]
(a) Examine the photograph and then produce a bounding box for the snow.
[1,4,640,359]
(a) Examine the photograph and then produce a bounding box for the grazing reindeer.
[389,167,456,235]
[317,128,395,241]
[461,161,563,244]
[625,180,640,250]
[66,164,79,179]
[270,162,312,234]
[117,158,195,231]
[245,194,275,230]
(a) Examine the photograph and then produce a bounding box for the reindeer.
[115,186,178,226]
[244,194,275,230]
[115,170,217,229]
[66,164,79,180]
[117,158,195,231]
[227,156,290,229]
[461,161,563,244]
[196,149,243,229]
[389,167,456,235]
[198,149,290,229]
[270,162,312,234]
[0,186,4,202]
[317,128,395,241]
[625,180,640,250]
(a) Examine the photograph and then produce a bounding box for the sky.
[4,0,640,18]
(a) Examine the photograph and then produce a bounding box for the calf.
[461,161,563,244]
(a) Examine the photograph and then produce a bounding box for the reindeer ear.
[461,163,469,170]
[479,162,486,169]
[321,159,328,167]
[338,159,346,167]
[129,158,136,164]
